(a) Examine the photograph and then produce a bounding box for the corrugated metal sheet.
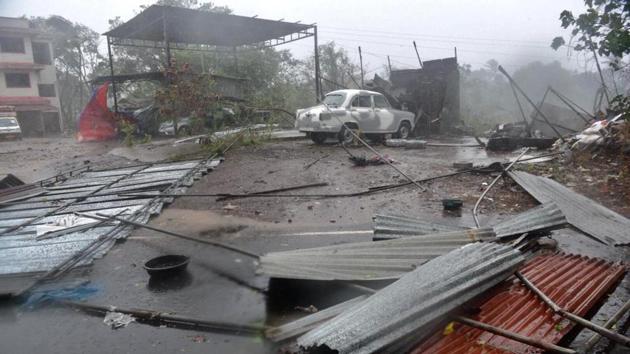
[374,202,567,241]
[266,295,369,342]
[258,228,496,281]
[492,202,567,239]
[0,158,221,296]
[509,171,630,246]
[412,253,626,354]
[372,214,464,240]
[297,243,525,354]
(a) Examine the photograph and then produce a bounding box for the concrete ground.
[0,136,628,353]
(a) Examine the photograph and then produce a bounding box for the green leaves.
[552,0,629,59]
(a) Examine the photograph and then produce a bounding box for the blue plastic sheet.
[20,281,100,310]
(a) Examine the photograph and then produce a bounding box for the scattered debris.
[294,305,318,314]
[65,301,265,336]
[104,311,136,329]
[0,174,24,189]
[223,203,239,210]
[303,154,330,170]
[348,154,395,166]
[441,198,463,211]
[453,162,473,170]
[384,139,426,148]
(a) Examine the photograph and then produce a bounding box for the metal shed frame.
[103,5,322,112]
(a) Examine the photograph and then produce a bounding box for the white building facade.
[0,17,62,136]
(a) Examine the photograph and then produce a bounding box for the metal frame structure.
[103,5,322,112]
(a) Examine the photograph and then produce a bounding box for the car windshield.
[0,118,18,127]
[323,93,346,107]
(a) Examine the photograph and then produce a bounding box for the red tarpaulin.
[77,82,117,142]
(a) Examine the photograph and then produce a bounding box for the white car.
[0,116,22,140]
[295,89,416,144]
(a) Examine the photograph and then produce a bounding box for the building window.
[5,73,30,88]
[38,84,56,97]
[32,42,52,65]
[0,37,25,53]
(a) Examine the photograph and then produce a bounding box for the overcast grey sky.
[1,0,594,74]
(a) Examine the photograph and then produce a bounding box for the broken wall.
[389,57,460,135]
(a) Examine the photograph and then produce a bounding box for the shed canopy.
[104,5,313,47]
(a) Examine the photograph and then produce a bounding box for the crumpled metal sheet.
[509,171,630,246]
[0,158,221,295]
[258,228,496,281]
[492,202,567,239]
[373,202,568,241]
[297,242,525,354]
[412,253,626,354]
[372,213,464,240]
[266,295,369,342]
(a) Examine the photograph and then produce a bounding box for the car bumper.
[0,133,21,140]
[297,120,339,133]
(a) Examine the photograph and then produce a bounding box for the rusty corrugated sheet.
[258,228,495,281]
[297,243,525,354]
[411,253,626,354]
[509,171,630,246]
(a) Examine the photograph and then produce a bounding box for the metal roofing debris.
[0,158,221,296]
[412,253,626,354]
[266,295,369,342]
[509,171,630,246]
[104,5,313,47]
[258,228,496,281]
[297,243,525,354]
[372,213,464,240]
[374,202,567,241]
[492,202,567,239]
[0,174,24,189]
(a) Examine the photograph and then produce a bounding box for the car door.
[349,94,378,132]
[372,94,397,132]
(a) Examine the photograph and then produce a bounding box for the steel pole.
[313,25,321,102]
[106,36,118,113]
[498,65,565,141]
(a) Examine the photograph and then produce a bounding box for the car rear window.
[373,95,390,108]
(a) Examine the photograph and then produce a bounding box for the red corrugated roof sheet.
[412,253,625,354]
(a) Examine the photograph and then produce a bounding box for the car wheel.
[396,121,411,139]
[338,126,355,145]
[310,132,327,145]
[177,126,191,136]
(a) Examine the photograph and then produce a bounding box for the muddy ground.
[0,136,628,354]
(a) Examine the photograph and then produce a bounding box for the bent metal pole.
[516,271,630,347]
[473,148,529,227]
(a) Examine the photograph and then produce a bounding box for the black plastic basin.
[143,255,190,277]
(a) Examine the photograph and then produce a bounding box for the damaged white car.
[295,89,416,144]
